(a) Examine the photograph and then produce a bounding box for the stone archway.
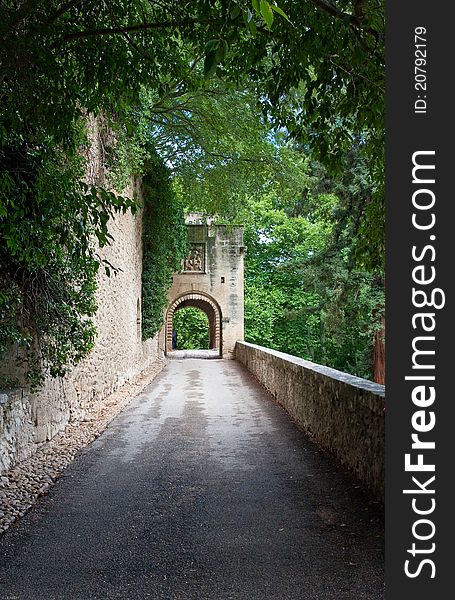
[166,292,222,356]
[165,223,244,358]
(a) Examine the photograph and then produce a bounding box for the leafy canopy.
[241,150,384,379]
[0,0,384,384]
[1,0,384,172]
[112,84,309,219]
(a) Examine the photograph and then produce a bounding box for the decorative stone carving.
[183,244,205,272]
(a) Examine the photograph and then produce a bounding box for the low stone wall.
[235,342,385,501]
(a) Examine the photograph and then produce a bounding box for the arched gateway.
[166,292,222,355]
[165,220,244,358]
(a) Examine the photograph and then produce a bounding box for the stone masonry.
[0,120,162,475]
[0,205,162,475]
[165,224,244,358]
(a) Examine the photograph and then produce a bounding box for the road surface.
[0,359,384,599]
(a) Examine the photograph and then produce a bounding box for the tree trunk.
[372,315,385,385]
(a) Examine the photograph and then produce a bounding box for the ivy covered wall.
[141,151,187,342]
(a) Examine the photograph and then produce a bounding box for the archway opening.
[166,292,222,357]
[173,307,210,350]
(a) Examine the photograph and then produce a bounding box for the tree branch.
[59,18,215,43]
[309,0,383,42]
[104,0,156,65]
[354,0,366,22]
[310,0,354,23]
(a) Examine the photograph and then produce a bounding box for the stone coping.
[237,341,385,398]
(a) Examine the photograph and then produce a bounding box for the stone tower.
[165,223,244,358]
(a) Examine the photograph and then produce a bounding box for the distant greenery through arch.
[173,308,210,350]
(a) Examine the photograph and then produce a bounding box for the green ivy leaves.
[204,38,229,78]
[141,152,187,341]
[0,118,140,388]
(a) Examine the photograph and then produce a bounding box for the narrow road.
[0,359,384,600]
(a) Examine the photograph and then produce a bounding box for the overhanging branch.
[60,17,215,43]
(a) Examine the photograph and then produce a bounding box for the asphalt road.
[0,359,384,600]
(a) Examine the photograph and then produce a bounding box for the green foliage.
[0,278,23,354]
[106,85,308,221]
[242,152,384,380]
[141,152,187,340]
[0,0,384,385]
[0,119,137,388]
[302,148,385,272]
[173,307,210,350]
[1,0,384,238]
[0,374,21,390]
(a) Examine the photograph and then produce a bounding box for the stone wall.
[0,120,162,475]
[0,206,162,474]
[235,341,385,501]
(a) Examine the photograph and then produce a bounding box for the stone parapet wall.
[235,341,385,501]
[0,389,34,473]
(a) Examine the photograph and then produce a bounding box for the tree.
[173,307,210,350]
[241,150,384,380]
[1,0,384,190]
[113,85,308,218]
[0,0,384,384]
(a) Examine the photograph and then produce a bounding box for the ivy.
[141,151,187,341]
[0,120,138,389]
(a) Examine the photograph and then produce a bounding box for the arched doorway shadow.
[166,292,222,357]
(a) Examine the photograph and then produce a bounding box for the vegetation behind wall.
[173,308,210,350]
[141,152,187,341]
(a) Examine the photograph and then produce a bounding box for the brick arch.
[166,292,222,356]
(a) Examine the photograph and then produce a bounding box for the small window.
[137,298,141,338]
